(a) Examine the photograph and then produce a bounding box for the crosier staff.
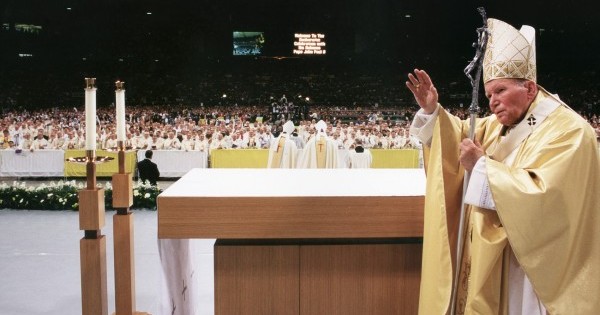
[449,7,488,315]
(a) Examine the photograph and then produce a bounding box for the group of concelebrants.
[266,120,374,168]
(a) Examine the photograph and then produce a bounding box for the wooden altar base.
[215,239,422,315]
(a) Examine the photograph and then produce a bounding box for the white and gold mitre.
[283,120,295,134]
[315,120,327,134]
[483,18,536,83]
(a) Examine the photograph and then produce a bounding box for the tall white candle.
[84,78,97,150]
[115,81,126,141]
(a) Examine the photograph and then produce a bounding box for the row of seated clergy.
[1,131,72,151]
[267,120,372,169]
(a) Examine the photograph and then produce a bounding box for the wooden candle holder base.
[81,236,108,315]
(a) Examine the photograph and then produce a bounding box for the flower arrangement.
[0,180,162,210]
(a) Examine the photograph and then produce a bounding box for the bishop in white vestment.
[297,120,339,168]
[267,120,298,168]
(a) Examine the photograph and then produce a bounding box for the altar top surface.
[159,168,425,198]
[158,168,426,239]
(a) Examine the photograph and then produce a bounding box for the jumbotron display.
[293,33,326,55]
[233,31,265,56]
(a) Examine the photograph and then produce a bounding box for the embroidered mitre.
[315,120,327,134]
[283,120,295,134]
[483,18,536,83]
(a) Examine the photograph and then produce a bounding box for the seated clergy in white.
[297,120,339,168]
[347,139,373,168]
[267,120,299,168]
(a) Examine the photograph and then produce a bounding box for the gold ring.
[415,84,421,89]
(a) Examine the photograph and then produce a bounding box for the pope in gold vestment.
[415,89,600,315]
[408,17,600,315]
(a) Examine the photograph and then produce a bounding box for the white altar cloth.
[160,168,425,197]
[0,149,64,177]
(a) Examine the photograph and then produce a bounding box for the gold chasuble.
[316,136,327,168]
[270,136,287,168]
[418,91,600,315]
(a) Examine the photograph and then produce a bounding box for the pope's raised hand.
[406,69,438,114]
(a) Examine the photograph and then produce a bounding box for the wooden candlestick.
[112,140,149,315]
[79,148,108,315]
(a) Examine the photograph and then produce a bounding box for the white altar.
[157,168,426,315]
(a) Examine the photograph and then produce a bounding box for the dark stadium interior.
[1,0,598,116]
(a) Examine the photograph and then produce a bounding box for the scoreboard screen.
[293,33,326,55]
[233,31,265,56]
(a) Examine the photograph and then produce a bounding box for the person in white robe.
[138,132,152,149]
[104,133,118,150]
[180,136,194,151]
[125,133,136,149]
[230,132,247,149]
[31,129,49,150]
[19,133,33,150]
[347,139,373,168]
[267,120,298,168]
[163,131,181,150]
[65,132,78,149]
[50,131,67,150]
[193,133,208,152]
[290,130,305,150]
[297,120,339,168]
[151,134,163,150]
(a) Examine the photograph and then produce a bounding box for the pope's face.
[485,78,536,126]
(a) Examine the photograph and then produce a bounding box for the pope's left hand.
[460,138,484,172]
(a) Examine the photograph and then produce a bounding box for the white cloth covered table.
[137,150,208,177]
[0,149,64,177]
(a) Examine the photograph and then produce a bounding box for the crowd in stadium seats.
[1,67,599,153]
[0,102,425,154]
[1,101,598,155]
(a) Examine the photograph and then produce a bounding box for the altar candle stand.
[112,81,149,315]
[79,78,109,315]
